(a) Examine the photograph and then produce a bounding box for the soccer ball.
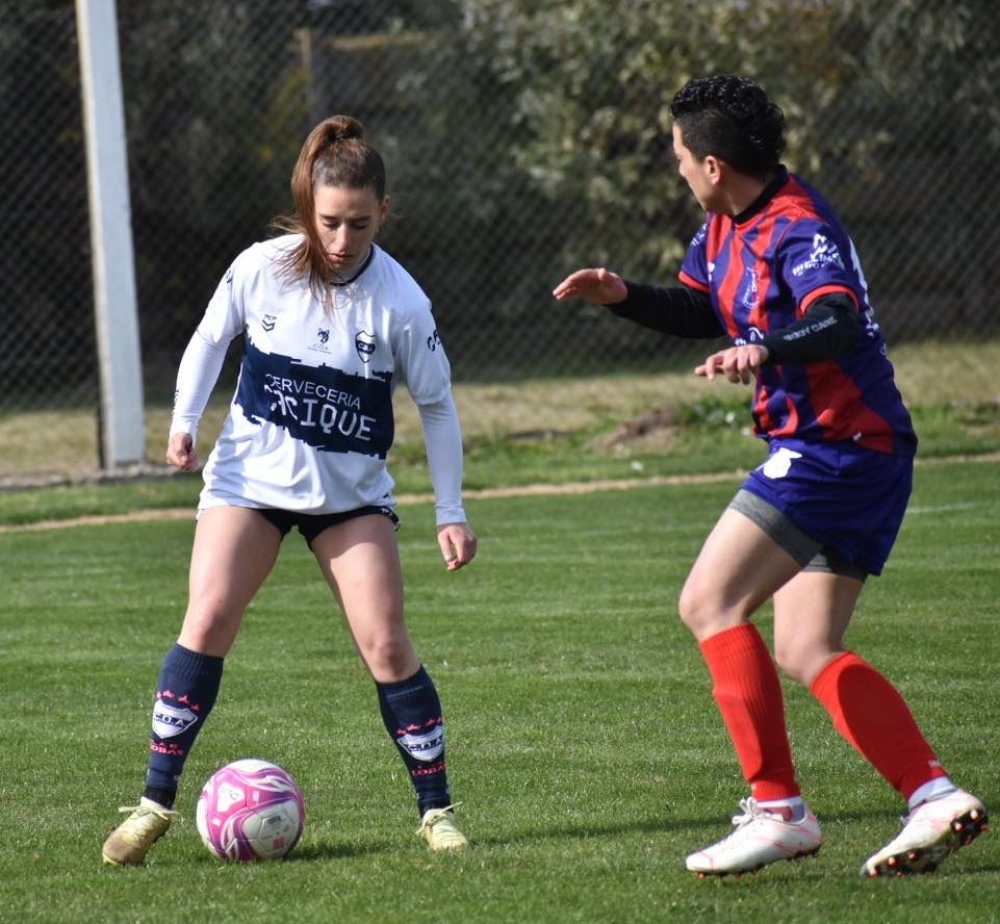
[195,758,305,861]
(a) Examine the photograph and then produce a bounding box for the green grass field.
[1,457,997,923]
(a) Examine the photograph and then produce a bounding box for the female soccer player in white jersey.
[102,115,477,865]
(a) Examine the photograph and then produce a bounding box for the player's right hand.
[552,267,628,305]
[166,431,200,472]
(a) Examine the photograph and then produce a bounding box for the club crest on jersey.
[740,270,759,310]
[310,328,331,353]
[355,330,376,364]
[262,314,276,332]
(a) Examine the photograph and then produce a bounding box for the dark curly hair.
[669,75,786,180]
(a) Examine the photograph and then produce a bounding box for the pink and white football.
[195,758,305,861]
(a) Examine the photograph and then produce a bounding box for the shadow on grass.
[467,812,690,848]
[274,805,998,878]
[283,840,397,862]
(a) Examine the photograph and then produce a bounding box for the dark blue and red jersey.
[678,168,916,456]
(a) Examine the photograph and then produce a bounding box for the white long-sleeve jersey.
[170,236,466,525]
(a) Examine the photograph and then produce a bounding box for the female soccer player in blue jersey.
[554,74,986,878]
[103,115,477,865]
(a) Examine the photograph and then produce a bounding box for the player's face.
[313,184,389,277]
[671,123,722,212]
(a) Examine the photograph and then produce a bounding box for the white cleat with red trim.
[861,789,988,877]
[686,798,822,877]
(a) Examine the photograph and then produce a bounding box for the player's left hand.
[695,344,769,384]
[437,522,478,571]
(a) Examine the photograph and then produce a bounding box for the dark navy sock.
[143,643,224,806]
[376,666,452,814]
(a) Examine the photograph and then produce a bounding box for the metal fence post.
[76,0,144,467]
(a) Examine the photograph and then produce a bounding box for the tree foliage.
[450,0,999,284]
[5,0,999,405]
[836,0,1000,136]
[452,0,855,278]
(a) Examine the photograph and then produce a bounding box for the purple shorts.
[738,439,913,576]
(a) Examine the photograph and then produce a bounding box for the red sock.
[700,624,799,802]
[810,651,946,800]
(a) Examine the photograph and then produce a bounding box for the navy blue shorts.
[738,439,913,576]
[255,505,400,548]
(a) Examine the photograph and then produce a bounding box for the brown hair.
[273,115,387,301]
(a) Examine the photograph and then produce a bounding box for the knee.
[178,605,241,657]
[357,633,418,681]
[677,580,702,633]
[678,575,742,640]
[772,641,819,687]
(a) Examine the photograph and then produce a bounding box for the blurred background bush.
[2,0,997,479]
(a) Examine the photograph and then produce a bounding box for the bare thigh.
[678,506,803,641]
[310,513,419,683]
[177,506,283,657]
[772,570,864,687]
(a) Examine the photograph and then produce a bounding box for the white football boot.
[861,789,987,877]
[686,797,822,877]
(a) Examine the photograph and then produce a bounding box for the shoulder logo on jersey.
[310,328,331,353]
[262,314,276,332]
[355,330,376,364]
[791,234,845,277]
[426,329,442,352]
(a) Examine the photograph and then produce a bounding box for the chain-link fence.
[3,0,999,481]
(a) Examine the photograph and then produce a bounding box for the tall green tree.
[453,0,853,278]
[443,0,1000,342]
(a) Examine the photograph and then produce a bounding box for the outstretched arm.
[555,269,724,338]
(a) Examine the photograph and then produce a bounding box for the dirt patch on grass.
[0,469,747,533]
[5,450,999,534]
[592,406,682,453]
